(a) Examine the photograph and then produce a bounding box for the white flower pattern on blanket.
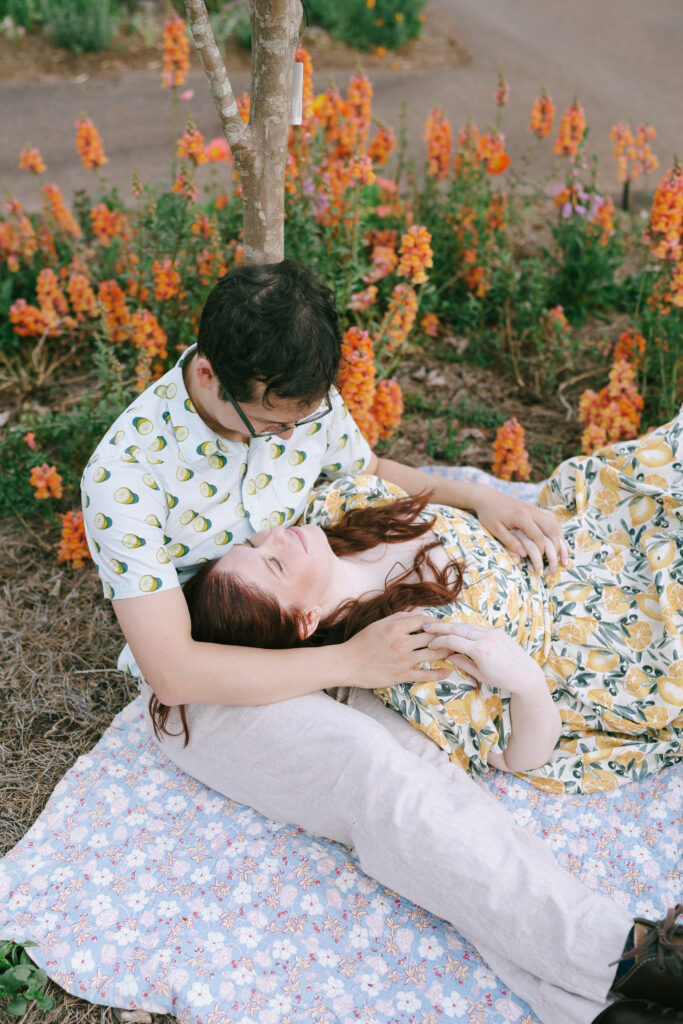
[0,468,680,1024]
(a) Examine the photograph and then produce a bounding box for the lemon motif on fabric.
[302,431,683,795]
[114,487,138,505]
[133,417,154,435]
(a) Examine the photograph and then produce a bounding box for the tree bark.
[184,0,301,265]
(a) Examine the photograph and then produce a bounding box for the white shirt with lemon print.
[81,345,372,675]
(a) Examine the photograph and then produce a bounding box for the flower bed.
[0,16,681,571]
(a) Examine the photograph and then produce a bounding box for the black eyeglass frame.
[220,384,333,438]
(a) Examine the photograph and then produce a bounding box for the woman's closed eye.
[246,537,285,577]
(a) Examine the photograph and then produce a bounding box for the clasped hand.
[341,612,543,696]
[423,619,544,696]
[474,490,570,573]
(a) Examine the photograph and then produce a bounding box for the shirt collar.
[164,345,250,463]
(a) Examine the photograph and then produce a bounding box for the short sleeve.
[303,474,408,527]
[81,458,180,600]
[318,388,373,479]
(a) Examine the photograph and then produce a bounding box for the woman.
[151,412,683,793]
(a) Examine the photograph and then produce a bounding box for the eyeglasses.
[220,384,333,438]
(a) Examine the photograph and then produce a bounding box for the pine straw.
[0,517,174,1024]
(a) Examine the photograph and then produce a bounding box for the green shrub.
[0,0,38,32]
[306,0,427,50]
[40,0,118,53]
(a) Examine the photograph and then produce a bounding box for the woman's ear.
[299,607,321,640]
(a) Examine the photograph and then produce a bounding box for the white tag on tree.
[290,60,303,125]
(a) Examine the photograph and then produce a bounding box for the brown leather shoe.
[592,999,683,1023]
[610,905,683,1011]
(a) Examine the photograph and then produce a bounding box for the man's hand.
[473,491,570,572]
[342,611,452,688]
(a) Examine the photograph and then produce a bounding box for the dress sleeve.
[303,473,408,527]
[81,457,179,600]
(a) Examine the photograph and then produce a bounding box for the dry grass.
[0,517,175,1024]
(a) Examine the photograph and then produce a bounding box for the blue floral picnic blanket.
[1,468,681,1024]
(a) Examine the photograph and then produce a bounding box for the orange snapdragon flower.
[610,122,658,183]
[90,203,129,247]
[363,243,398,284]
[98,280,130,343]
[58,510,91,568]
[9,299,48,338]
[75,116,108,170]
[528,90,555,140]
[171,170,199,203]
[348,74,373,150]
[67,272,99,320]
[368,124,396,166]
[613,329,646,368]
[372,378,404,440]
[30,463,63,500]
[130,308,167,360]
[338,326,378,445]
[420,312,439,337]
[19,146,46,174]
[177,122,208,166]
[236,91,251,124]
[204,137,231,163]
[553,102,586,158]
[647,164,683,262]
[42,183,81,239]
[492,418,531,481]
[486,192,508,231]
[545,305,570,336]
[587,197,616,247]
[197,246,228,287]
[348,285,378,313]
[424,108,452,180]
[397,225,433,285]
[162,15,190,89]
[36,267,70,332]
[0,198,37,271]
[454,122,481,178]
[152,258,183,301]
[383,283,418,350]
[578,360,643,454]
[477,132,510,174]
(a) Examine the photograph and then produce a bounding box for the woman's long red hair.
[149,493,463,745]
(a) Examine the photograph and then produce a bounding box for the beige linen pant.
[140,682,632,1024]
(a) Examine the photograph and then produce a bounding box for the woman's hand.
[423,620,545,695]
[473,490,570,572]
[343,611,453,688]
[424,620,561,771]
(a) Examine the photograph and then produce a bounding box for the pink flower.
[203,136,230,163]
[179,89,194,101]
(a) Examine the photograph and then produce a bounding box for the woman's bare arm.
[424,620,561,772]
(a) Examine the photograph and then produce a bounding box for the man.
[82,260,682,1024]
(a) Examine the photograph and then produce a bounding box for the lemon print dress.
[304,410,683,794]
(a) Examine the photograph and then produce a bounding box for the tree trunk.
[184,0,301,265]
